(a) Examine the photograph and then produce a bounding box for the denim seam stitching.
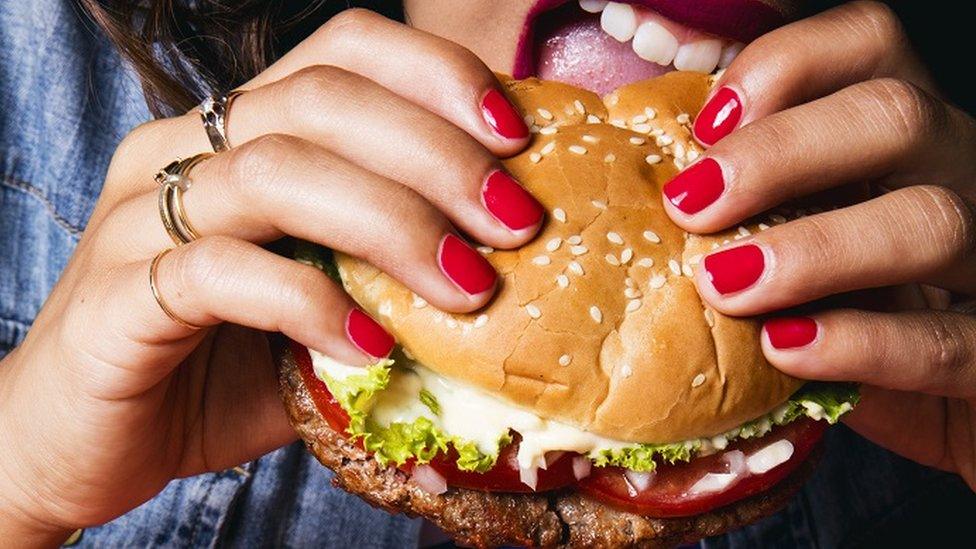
[0,175,85,237]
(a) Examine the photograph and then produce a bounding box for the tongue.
[535,12,671,96]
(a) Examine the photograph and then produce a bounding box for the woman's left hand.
[663,1,976,489]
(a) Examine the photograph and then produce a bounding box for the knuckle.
[226,133,297,188]
[904,185,976,263]
[282,65,362,129]
[175,235,240,289]
[921,314,971,377]
[319,8,378,43]
[862,78,940,143]
[847,1,905,44]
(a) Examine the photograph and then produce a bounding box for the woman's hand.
[0,9,541,543]
[664,2,976,488]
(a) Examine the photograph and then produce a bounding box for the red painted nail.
[703,244,765,295]
[765,317,818,349]
[482,171,544,231]
[438,234,497,295]
[693,87,742,146]
[662,158,725,215]
[345,308,395,358]
[481,89,528,139]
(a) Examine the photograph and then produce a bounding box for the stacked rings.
[155,153,213,245]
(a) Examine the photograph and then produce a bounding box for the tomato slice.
[577,418,826,517]
[293,341,578,493]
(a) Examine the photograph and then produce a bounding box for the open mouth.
[516,0,786,95]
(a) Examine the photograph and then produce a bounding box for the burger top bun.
[336,71,803,443]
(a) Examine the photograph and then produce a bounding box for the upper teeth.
[586,0,743,73]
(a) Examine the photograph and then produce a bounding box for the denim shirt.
[1,2,972,548]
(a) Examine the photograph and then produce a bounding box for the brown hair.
[80,1,403,118]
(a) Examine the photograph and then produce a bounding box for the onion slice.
[410,464,448,495]
[623,469,655,492]
[746,439,794,474]
[544,451,566,469]
[519,465,539,491]
[572,456,592,481]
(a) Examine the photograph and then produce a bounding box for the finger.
[79,236,395,400]
[238,8,529,152]
[693,1,937,146]
[222,66,543,245]
[693,185,976,314]
[102,135,499,312]
[663,78,976,232]
[759,309,976,398]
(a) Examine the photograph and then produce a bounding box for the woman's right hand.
[0,9,541,544]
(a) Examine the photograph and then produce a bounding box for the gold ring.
[150,248,202,330]
[156,153,213,245]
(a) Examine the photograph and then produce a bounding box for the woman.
[0,0,973,546]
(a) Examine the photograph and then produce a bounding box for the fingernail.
[438,234,497,295]
[481,89,528,139]
[693,86,742,146]
[662,158,725,215]
[765,317,818,349]
[703,244,765,295]
[345,308,395,358]
[482,171,544,231]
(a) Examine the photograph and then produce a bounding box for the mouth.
[515,0,786,95]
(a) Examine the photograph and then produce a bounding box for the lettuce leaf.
[592,441,700,472]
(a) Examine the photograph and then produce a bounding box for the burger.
[276,71,858,547]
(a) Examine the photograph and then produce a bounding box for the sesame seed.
[556,274,570,288]
[412,294,428,309]
[689,254,703,265]
[446,317,458,329]
[692,373,706,388]
[630,137,646,145]
[605,253,620,266]
[625,277,635,287]
[546,237,562,252]
[620,248,633,264]
[674,143,686,160]
[711,242,721,250]
[568,261,584,276]
[539,126,558,135]
[568,145,587,155]
[610,119,627,128]
[603,153,616,163]
[643,230,661,243]
[674,158,686,170]
[537,108,554,120]
[589,306,603,323]
[656,135,674,147]
[553,208,567,223]
[682,263,694,277]
[676,113,691,124]
[637,258,654,268]
[559,354,572,367]
[526,304,542,319]
[540,142,556,155]
[532,255,551,266]
[758,223,771,231]
[529,152,542,163]
[669,259,681,276]
[686,149,700,162]
[770,214,787,224]
[582,134,599,144]
[567,235,582,245]
[650,274,667,289]
[631,114,649,124]
[523,114,535,126]
[433,311,444,322]
[644,107,657,119]
[591,200,607,210]
[738,226,751,237]
[704,309,715,327]
[607,232,624,245]
[626,299,642,313]
[529,125,540,134]
[607,94,619,106]
[586,114,601,124]
[474,314,489,328]
[620,364,633,378]
[570,245,588,256]
[650,128,665,136]
[632,123,652,134]
[624,287,641,299]
[477,246,494,254]
[574,100,586,114]
[645,154,662,165]
[564,106,575,116]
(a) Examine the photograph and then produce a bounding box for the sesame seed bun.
[335,71,803,443]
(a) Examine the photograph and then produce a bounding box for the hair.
[79,1,403,118]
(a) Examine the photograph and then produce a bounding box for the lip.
[513,0,786,79]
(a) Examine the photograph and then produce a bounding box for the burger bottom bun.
[276,342,822,548]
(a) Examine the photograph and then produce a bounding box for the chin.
[273,3,858,547]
